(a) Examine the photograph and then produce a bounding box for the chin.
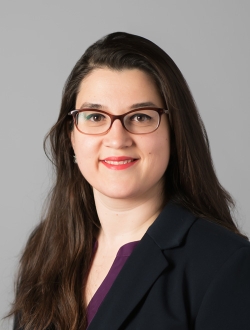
[96,186,141,200]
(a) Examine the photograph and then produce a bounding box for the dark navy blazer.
[14,202,250,329]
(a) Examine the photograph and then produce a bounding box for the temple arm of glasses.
[68,110,78,116]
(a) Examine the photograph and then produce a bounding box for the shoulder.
[184,216,250,271]
[172,205,249,267]
[148,201,250,254]
[152,204,250,327]
[187,216,250,256]
[188,220,250,329]
[182,217,250,284]
[159,205,250,295]
[148,201,250,276]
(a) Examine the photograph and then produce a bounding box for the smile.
[101,157,138,170]
[104,159,133,165]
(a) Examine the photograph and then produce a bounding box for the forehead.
[75,68,163,110]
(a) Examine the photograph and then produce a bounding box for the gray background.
[1,0,249,328]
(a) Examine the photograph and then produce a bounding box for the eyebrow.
[130,102,158,109]
[79,102,103,109]
[78,101,158,110]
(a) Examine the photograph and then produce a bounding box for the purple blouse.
[87,241,139,326]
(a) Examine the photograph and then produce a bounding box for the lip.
[100,156,138,170]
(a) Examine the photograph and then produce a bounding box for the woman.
[11,32,250,329]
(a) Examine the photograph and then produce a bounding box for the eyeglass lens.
[75,109,160,134]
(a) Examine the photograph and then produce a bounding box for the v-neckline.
[86,240,140,326]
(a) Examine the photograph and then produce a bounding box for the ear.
[67,117,75,145]
[70,130,75,149]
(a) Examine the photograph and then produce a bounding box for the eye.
[78,111,107,123]
[86,113,106,122]
[130,113,152,122]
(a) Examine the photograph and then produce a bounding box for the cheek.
[74,145,97,183]
[72,134,100,170]
[144,133,171,162]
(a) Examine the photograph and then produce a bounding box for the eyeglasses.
[68,107,169,135]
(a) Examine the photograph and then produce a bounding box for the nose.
[103,118,133,149]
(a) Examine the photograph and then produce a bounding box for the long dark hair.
[10,32,245,330]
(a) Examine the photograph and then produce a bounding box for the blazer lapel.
[147,201,198,249]
[87,234,168,330]
[87,202,197,330]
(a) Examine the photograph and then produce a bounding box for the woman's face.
[71,68,171,201]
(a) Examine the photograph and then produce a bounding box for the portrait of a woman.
[11,32,250,330]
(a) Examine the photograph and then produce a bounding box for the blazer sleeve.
[195,246,250,330]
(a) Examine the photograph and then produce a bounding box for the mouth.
[100,157,138,170]
[104,159,134,165]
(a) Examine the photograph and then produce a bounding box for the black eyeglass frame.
[68,107,169,135]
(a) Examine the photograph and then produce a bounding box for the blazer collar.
[147,201,198,249]
[87,202,197,330]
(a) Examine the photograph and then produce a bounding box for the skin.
[71,68,171,304]
[72,68,170,204]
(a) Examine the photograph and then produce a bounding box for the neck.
[93,186,165,249]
